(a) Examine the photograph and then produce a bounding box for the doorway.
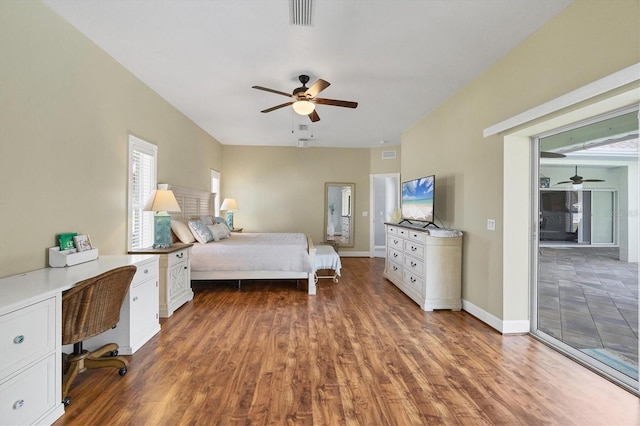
[370,173,400,257]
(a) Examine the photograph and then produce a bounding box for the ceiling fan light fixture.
[292,100,315,115]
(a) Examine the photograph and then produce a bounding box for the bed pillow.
[188,220,214,244]
[213,216,231,231]
[171,219,196,244]
[207,223,230,241]
[199,215,214,225]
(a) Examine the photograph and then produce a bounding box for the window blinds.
[128,136,157,250]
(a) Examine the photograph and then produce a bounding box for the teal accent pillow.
[188,220,214,244]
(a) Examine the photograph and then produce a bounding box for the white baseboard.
[462,299,530,335]
[338,251,371,257]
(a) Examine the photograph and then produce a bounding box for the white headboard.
[167,185,214,220]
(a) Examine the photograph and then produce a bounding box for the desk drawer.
[0,354,56,426]
[132,258,158,286]
[0,298,55,380]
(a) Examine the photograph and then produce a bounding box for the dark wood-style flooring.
[55,258,639,425]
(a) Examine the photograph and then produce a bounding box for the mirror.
[324,182,355,247]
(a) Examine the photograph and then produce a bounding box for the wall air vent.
[290,0,313,26]
[382,150,397,159]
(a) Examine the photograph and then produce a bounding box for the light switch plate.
[487,219,496,231]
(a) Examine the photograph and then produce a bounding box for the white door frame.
[369,173,400,258]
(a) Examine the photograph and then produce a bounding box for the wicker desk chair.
[61,265,137,406]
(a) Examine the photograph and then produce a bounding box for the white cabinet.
[0,297,62,426]
[129,243,193,318]
[384,224,462,311]
[82,256,161,355]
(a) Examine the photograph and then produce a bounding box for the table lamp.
[220,198,238,229]
[144,184,181,248]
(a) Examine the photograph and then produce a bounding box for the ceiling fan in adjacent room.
[252,75,358,122]
[556,166,605,186]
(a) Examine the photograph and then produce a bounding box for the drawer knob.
[411,261,417,267]
[393,253,398,258]
[411,246,417,251]
[393,239,398,244]
[410,277,416,283]
[13,399,25,409]
[176,252,184,259]
[13,335,24,344]
[392,265,398,271]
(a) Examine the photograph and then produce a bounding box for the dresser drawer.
[404,240,425,258]
[387,225,399,236]
[403,255,424,278]
[387,260,403,280]
[408,230,426,244]
[132,257,159,286]
[403,270,423,294]
[0,298,55,380]
[0,354,57,426]
[397,227,408,238]
[167,248,189,267]
[388,247,403,264]
[388,235,404,250]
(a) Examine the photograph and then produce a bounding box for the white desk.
[0,255,159,426]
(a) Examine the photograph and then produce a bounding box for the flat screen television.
[400,175,437,228]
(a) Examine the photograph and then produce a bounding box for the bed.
[167,185,317,295]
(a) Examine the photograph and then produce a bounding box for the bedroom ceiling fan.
[556,166,605,186]
[252,75,358,122]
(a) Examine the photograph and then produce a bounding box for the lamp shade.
[143,185,181,213]
[220,198,238,211]
[292,100,315,115]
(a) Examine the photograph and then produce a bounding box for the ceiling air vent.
[297,139,310,148]
[298,124,309,131]
[382,150,397,159]
[290,0,313,26]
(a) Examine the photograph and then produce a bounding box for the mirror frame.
[324,182,355,248]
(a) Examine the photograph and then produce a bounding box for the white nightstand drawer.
[0,298,55,380]
[0,354,56,426]
[167,248,189,267]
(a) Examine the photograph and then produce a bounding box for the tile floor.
[538,247,638,378]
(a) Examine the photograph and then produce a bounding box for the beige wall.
[221,145,371,252]
[370,146,401,174]
[0,1,223,277]
[402,0,640,320]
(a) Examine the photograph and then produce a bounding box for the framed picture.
[73,234,92,252]
[58,232,77,251]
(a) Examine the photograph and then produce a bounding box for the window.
[128,135,157,250]
[211,169,220,217]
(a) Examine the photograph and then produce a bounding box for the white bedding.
[315,245,341,276]
[190,232,313,273]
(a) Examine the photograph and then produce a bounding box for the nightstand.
[129,243,193,317]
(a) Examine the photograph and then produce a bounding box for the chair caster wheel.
[119,367,127,376]
[63,397,71,406]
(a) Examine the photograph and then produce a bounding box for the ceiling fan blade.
[252,86,293,98]
[582,179,605,182]
[305,79,330,98]
[309,110,320,122]
[540,151,566,158]
[261,102,293,113]
[555,180,573,185]
[314,98,358,108]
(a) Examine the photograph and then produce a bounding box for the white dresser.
[0,254,159,425]
[384,224,462,311]
[129,243,193,318]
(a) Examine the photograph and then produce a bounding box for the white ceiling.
[43,0,572,149]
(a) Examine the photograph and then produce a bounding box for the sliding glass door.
[532,107,639,395]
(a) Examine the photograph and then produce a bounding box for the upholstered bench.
[314,244,341,283]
